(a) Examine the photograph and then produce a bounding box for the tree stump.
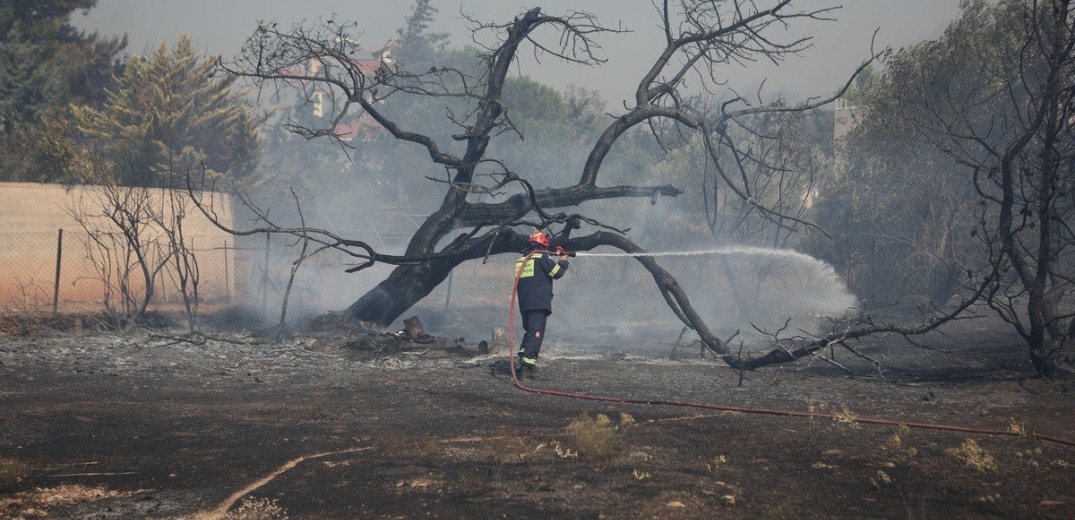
[485,327,506,355]
[403,316,425,338]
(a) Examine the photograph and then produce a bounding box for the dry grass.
[0,457,27,492]
[223,497,290,519]
[565,413,623,461]
[946,439,998,473]
[885,424,911,449]
[0,484,137,518]
[375,432,440,458]
[483,427,531,464]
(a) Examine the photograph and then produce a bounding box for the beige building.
[833,98,860,142]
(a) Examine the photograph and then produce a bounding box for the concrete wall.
[0,182,235,312]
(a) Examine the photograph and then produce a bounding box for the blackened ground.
[0,315,1073,519]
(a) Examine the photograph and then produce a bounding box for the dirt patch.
[0,317,1073,519]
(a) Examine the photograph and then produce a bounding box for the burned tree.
[814,0,1075,377]
[211,2,875,366]
[923,0,1075,376]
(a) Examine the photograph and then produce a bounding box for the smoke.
[240,61,857,352]
[551,245,857,354]
[242,124,858,358]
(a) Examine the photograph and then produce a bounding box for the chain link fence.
[0,216,525,322]
[0,230,238,314]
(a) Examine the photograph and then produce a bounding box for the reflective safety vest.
[515,250,568,312]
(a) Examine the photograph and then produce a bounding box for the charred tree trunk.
[346,229,521,326]
[346,263,453,328]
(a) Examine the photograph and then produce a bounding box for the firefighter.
[514,229,570,378]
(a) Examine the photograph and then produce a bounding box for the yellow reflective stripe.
[549,263,562,277]
[520,356,537,366]
[515,257,536,278]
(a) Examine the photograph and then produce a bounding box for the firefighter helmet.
[528,229,550,248]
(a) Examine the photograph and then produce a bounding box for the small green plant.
[946,439,997,473]
[566,413,623,461]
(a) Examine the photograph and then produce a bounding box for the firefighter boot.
[517,353,538,379]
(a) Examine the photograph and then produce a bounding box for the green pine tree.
[394,0,449,67]
[72,34,261,187]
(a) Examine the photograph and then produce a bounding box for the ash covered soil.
[0,313,1073,520]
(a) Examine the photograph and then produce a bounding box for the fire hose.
[506,249,1075,448]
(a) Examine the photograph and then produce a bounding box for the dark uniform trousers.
[519,309,550,367]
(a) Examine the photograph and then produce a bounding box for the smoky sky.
[74,0,962,104]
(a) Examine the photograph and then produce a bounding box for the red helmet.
[528,229,549,248]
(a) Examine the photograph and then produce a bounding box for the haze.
[70,0,963,345]
[74,0,963,103]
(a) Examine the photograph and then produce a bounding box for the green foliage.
[0,0,123,126]
[644,107,834,250]
[0,112,96,183]
[0,0,124,182]
[804,5,997,306]
[808,0,1075,346]
[0,38,67,129]
[394,0,449,67]
[503,76,567,125]
[0,0,95,42]
[488,77,609,188]
[72,34,260,186]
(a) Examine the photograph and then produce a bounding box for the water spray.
[572,246,819,261]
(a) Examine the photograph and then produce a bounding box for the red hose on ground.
[505,250,1075,449]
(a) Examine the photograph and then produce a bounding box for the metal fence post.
[261,233,270,316]
[444,270,453,311]
[52,228,63,313]
[224,239,231,304]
